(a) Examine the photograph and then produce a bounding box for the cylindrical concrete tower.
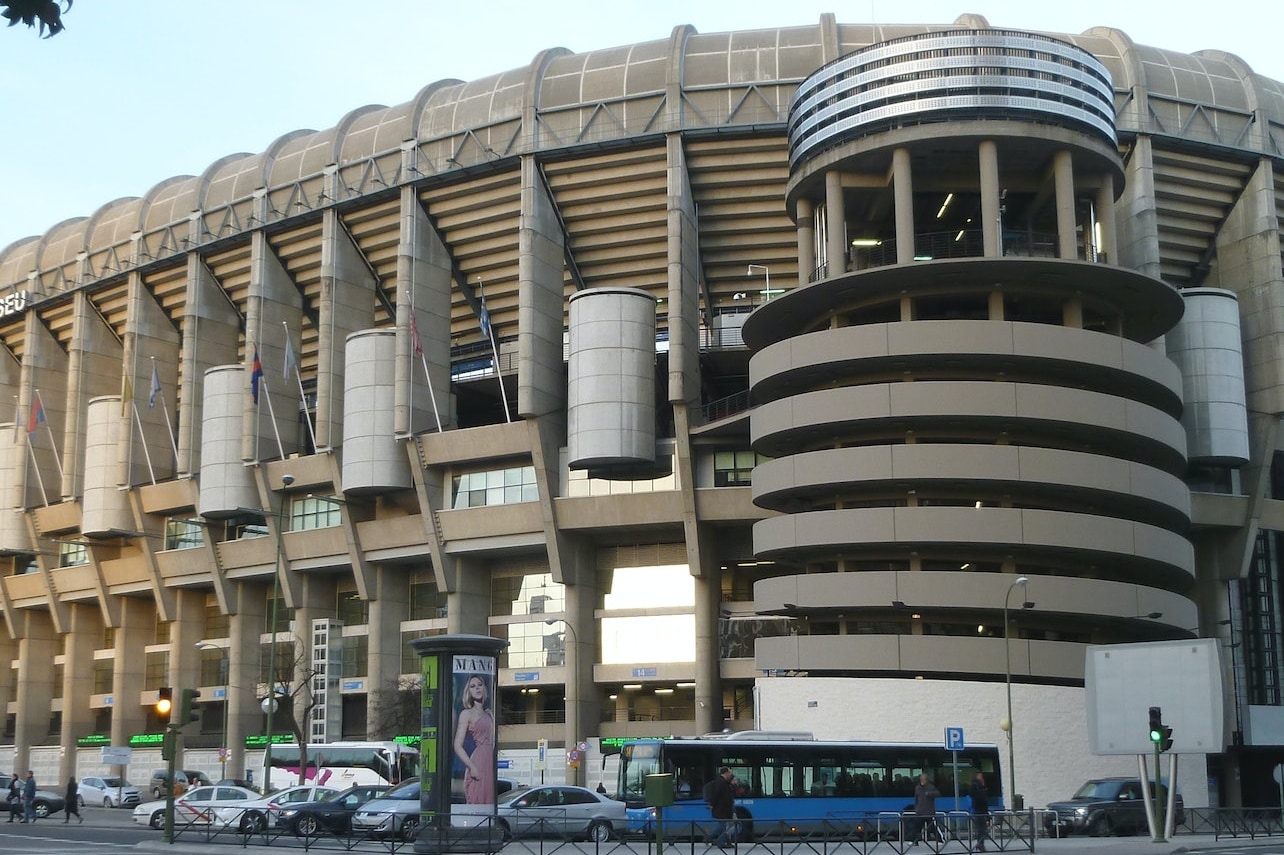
[1167,288,1251,466]
[81,396,132,537]
[567,287,656,469]
[198,365,258,518]
[342,329,411,493]
[748,28,1197,688]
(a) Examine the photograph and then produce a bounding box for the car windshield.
[1072,781,1120,799]
[102,777,126,787]
[385,779,420,799]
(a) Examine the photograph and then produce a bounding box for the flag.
[479,298,491,339]
[26,392,45,439]
[409,310,424,358]
[148,363,162,409]
[283,334,297,379]
[121,374,133,416]
[251,345,264,404]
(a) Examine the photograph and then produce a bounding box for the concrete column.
[167,589,205,756]
[1115,135,1161,276]
[796,198,815,283]
[1053,151,1077,259]
[178,256,241,475]
[665,135,701,407]
[289,575,337,740]
[242,232,303,462]
[825,170,847,276]
[65,292,123,498]
[1063,298,1084,329]
[122,272,181,484]
[893,149,916,265]
[979,140,1002,257]
[316,208,377,450]
[519,155,571,417]
[227,582,267,782]
[394,185,454,436]
[13,611,56,773]
[564,571,600,787]
[694,568,721,734]
[20,314,69,507]
[110,598,153,747]
[447,557,491,636]
[367,566,409,739]
[1095,180,1117,264]
[59,604,102,779]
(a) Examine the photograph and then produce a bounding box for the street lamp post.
[195,641,230,780]
[263,473,294,792]
[1002,575,1029,812]
[545,618,580,786]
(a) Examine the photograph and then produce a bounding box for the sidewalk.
[1035,834,1284,853]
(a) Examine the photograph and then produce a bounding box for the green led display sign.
[76,735,111,747]
[129,733,166,747]
[243,734,296,747]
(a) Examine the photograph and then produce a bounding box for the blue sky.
[2,0,1279,252]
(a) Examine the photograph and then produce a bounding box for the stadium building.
[0,13,1282,807]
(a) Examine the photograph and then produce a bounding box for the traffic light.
[156,687,173,725]
[179,688,202,727]
[1148,706,1163,744]
[1148,706,1174,752]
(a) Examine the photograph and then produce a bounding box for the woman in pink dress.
[453,674,496,804]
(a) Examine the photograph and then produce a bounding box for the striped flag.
[409,310,424,358]
[479,297,491,339]
[26,392,45,439]
[148,363,162,409]
[251,345,264,404]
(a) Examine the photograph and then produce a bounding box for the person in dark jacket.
[5,774,19,822]
[22,771,36,823]
[703,766,737,847]
[969,771,990,852]
[64,778,82,823]
[910,772,940,843]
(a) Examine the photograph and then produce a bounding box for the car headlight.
[1074,808,1087,816]
[278,809,298,819]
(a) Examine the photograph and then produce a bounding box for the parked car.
[131,784,259,830]
[350,778,424,841]
[0,775,64,818]
[77,775,141,808]
[353,777,522,842]
[149,769,212,799]
[279,784,391,837]
[214,778,260,794]
[227,784,338,831]
[459,784,626,843]
[1044,777,1185,837]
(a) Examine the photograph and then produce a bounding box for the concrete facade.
[0,13,1281,808]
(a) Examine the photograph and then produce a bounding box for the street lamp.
[746,264,782,302]
[263,472,294,792]
[1002,575,1029,812]
[545,618,580,786]
[195,641,230,780]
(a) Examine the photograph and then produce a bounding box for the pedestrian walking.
[5,774,18,822]
[910,772,940,844]
[703,766,737,848]
[969,771,990,852]
[64,777,82,823]
[22,770,36,823]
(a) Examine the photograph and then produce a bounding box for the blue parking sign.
[945,727,965,751]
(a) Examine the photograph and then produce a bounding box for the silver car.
[350,778,422,842]
[78,775,141,808]
[459,785,626,843]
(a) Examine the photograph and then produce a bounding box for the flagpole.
[131,402,157,486]
[11,394,18,444]
[150,357,180,466]
[477,279,510,424]
[282,321,317,452]
[25,439,48,507]
[406,292,443,433]
[35,389,65,482]
[260,375,286,461]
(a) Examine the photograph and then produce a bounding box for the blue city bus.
[617,732,1003,838]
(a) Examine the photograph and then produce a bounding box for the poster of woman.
[452,656,497,805]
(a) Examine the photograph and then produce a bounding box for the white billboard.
[1085,639,1224,755]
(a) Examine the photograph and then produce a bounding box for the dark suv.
[1044,777,1184,837]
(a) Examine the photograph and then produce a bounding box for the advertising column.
[411,634,508,854]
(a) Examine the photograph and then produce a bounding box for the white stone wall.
[755,676,1208,810]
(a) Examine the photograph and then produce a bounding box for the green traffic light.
[1149,728,1162,743]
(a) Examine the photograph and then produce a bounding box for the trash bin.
[1013,793,1024,811]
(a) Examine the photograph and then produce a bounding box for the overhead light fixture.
[654,688,674,695]
[955,230,965,242]
[732,292,748,300]
[936,193,954,219]
[608,694,618,700]
[911,613,922,620]
[961,562,972,570]
[914,255,933,261]
[676,682,696,688]
[623,684,642,690]
[851,238,882,247]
